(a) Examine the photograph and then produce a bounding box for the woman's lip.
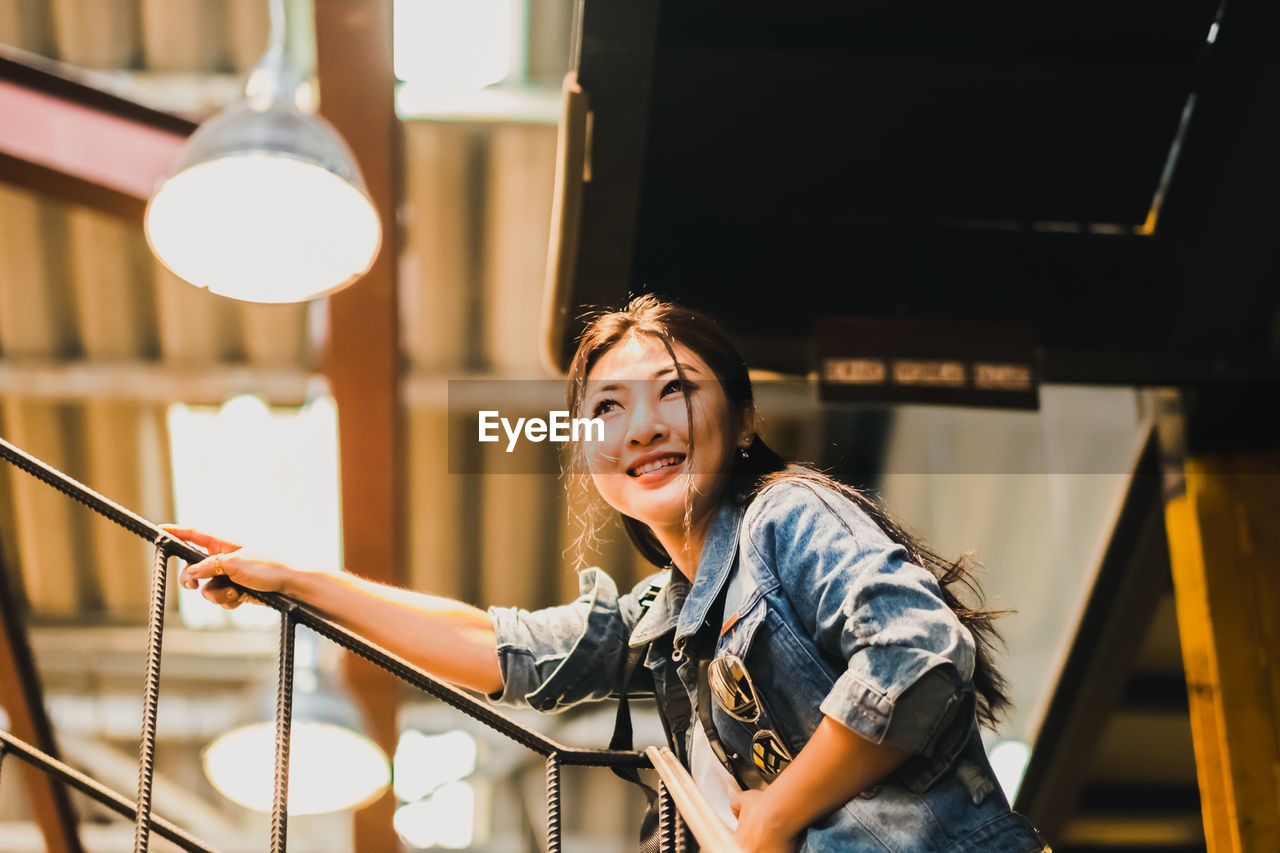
[631,460,685,483]
[627,453,686,477]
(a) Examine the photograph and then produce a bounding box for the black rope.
[546,753,562,853]
[0,730,222,853]
[271,608,297,853]
[134,544,169,853]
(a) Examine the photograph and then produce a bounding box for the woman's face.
[581,334,748,534]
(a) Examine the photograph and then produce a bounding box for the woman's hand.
[164,526,293,610]
[726,716,909,853]
[730,789,801,853]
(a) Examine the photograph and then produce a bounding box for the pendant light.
[144,0,381,303]
[203,628,390,814]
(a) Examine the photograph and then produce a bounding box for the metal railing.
[0,435,738,853]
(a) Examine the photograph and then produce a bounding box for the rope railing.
[0,435,739,852]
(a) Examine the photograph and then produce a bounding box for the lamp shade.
[203,671,390,815]
[145,99,382,303]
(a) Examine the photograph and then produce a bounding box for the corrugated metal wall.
[0,0,648,630]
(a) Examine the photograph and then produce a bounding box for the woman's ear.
[738,405,757,449]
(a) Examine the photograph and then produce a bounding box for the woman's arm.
[731,715,909,853]
[168,527,503,695]
[284,570,503,694]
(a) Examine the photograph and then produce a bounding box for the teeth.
[635,456,681,475]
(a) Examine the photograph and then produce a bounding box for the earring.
[737,446,750,460]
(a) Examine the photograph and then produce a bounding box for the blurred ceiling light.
[393,0,514,93]
[394,782,476,849]
[145,0,380,303]
[393,729,478,802]
[167,393,342,631]
[988,739,1032,802]
[204,644,390,814]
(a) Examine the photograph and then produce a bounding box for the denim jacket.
[490,480,1048,852]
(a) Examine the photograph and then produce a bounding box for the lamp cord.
[267,0,287,56]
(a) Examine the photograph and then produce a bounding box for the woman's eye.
[592,398,619,418]
[662,378,695,397]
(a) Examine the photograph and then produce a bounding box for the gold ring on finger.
[213,555,225,576]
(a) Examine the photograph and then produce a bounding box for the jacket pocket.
[708,598,817,779]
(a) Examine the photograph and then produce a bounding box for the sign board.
[816,317,1040,409]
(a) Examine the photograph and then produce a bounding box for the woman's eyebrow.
[654,363,702,378]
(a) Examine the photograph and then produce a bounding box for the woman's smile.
[582,335,744,537]
[627,451,687,479]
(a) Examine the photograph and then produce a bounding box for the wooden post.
[1164,450,1280,852]
[0,551,84,853]
[312,2,402,851]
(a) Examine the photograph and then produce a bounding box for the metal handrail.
[0,435,739,852]
[0,730,220,853]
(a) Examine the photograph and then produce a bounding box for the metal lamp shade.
[203,670,390,815]
[145,100,382,304]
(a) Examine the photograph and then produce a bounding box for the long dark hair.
[565,295,1012,730]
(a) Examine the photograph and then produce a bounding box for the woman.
[171,296,1048,852]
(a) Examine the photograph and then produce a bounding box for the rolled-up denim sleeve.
[487,568,653,712]
[747,482,976,755]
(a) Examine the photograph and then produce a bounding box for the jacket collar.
[628,498,747,648]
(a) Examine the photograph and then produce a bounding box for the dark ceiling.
[555,0,1280,388]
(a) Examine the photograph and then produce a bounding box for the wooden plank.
[48,0,139,69]
[1165,451,1280,853]
[0,361,313,405]
[645,747,742,853]
[552,0,661,369]
[139,0,229,73]
[0,50,193,219]
[1,400,86,618]
[0,185,78,359]
[312,2,401,850]
[0,550,84,853]
[0,80,185,218]
[483,122,557,374]
[400,121,478,373]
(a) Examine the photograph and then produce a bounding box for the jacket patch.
[720,611,741,636]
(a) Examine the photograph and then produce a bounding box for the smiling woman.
[168,295,1050,852]
[575,336,751,568]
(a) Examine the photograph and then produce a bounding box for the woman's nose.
[624,400,667,447]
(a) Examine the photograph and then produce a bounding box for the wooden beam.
[552,0,661,369]
[1164,450,1280,853]
[0,52,192,220]
[312,2,402,851]
[0,550,84,853]
[0,360,315,406]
